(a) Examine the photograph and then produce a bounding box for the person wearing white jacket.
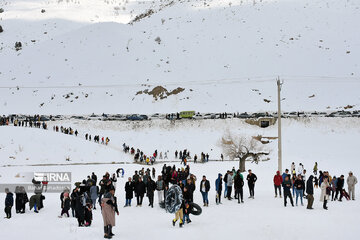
[347,172,358,200]
[320,177,330,210]
[297,163,304,176]
[226,172,234,200]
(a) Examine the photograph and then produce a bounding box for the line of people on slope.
[1,116,48,129]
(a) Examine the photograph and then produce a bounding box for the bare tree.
[221,132,270,172]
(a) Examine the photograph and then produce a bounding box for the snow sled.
[165,185,183,214]
[189,202,202,216]
[342,190,350,200]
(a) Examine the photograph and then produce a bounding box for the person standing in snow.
[223,171,229,198]
[185,178,195,202]
[294,175,304,206]
[15,186,28,213]
[273,171,283,198]
[234,171,244,203]
[111,174,117,188]
[246,170,257,199]
[282,176,294,207]
[320,177,330,210]
[72,187,85,226]
[335,175,345,201]
[124,177,134,207]
[156,175,165,204]
[302,169,307,197]
[313,162,318,175]
[200,175,210,206]
[91,172,98,184]
[101,186,119,239]
[347,171,357,200]
[215,174,223,204]
[146,177,156,208]
[306,175,314,209]
[297,163,304,176]
[60,192,71,217]
[291,162,296,176]
[4,188,14,219]
[226,171,233,200]
[330,176,337,201]
[135,177,146,207]
[282,169,290,182]
[90,183,98,210]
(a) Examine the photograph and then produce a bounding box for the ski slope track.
[0,0,359,114]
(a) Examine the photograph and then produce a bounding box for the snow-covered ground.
[1,0,360,114]
[1,0,359,239]
[0,118,359,239]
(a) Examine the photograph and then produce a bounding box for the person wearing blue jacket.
[5,188,14,219]
[282,169,290,181]
[215,174,223,204]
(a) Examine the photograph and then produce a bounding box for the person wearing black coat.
[91,172,97,184]
[335,175,345,201]
[234,174,244,203]
[306,175,314,209]
[282,176,294,207]
[70,189,77,217]
[246,170,257,199]
[185,179,195,202]
[135,178,146,206]
[199,176,210,206]
[15,186,28,214]
[294,175,305,206]
[73,188,85,226]
[4,188,14,219]
[124,177,134,207]
[146,178,156,208]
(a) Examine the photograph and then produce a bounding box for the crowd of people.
[121,141,217,166]
[0,115,48,129]
[3,160,358,238]
[273,162,358,210]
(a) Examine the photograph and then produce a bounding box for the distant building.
[245,117,277,128]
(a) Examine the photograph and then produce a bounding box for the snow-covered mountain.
[0,0,359,114]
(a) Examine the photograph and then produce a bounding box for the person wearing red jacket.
[274,171,283,198]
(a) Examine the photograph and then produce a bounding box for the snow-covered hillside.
[0,0,359,114]
[2,117,360,173]
[0,126,129,166]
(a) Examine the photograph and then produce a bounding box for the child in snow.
[60,192,70,217]
[84,202,93,226]
[183,201,192,224]
[4,188,14,219]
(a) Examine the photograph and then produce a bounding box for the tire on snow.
[189,202,202,216]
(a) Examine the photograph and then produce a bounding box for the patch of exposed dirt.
[136,86,185,100]
[344,105,353,109]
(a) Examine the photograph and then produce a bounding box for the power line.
[0,75,359,89]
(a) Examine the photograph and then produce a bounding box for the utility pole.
[277,77,282,173]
